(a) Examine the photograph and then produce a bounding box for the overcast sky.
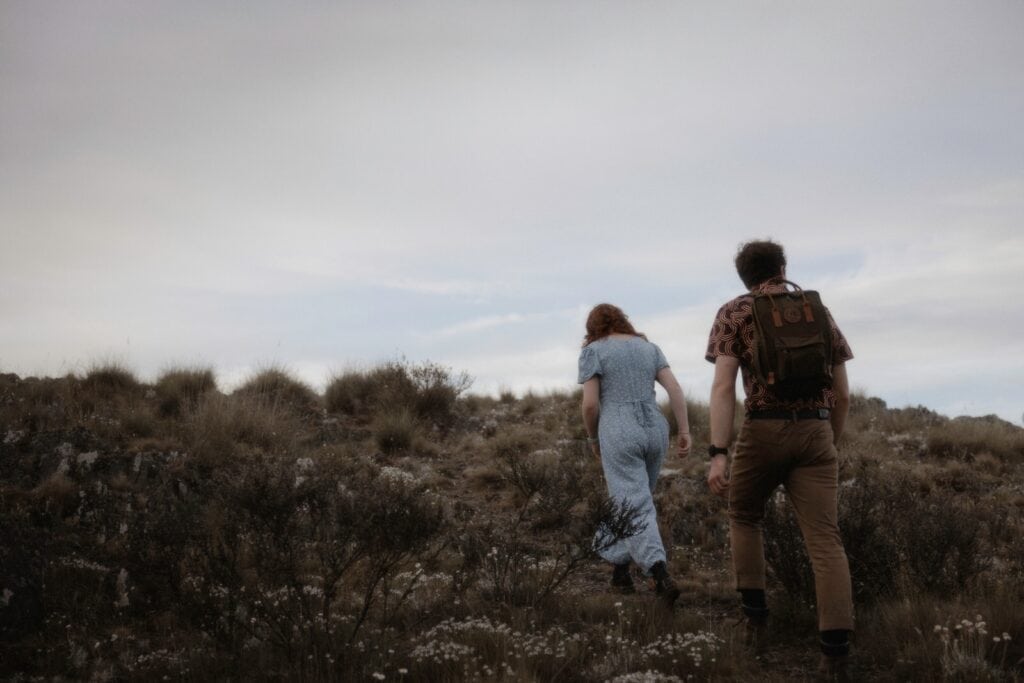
[2,2,1023,424]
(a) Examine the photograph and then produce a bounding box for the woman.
[578,303,691,606]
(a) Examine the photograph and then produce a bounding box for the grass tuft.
[155,366,217,416]
[232,366,319,415]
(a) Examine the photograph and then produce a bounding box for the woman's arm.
[656,367,691,458]
[581,377,601,458]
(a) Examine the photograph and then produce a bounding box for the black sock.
[821,629,850,657]
[739,589,768,619]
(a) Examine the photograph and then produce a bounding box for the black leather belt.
[747,408,831,420]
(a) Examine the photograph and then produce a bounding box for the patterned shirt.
[705,279,853,413]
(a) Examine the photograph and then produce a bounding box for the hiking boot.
[742,614,769,653]
[739,601,770,652]
[818,654,851,682]
[610,563,635,594]
[649,561,680,608]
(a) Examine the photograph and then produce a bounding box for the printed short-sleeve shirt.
[705,280,853,413]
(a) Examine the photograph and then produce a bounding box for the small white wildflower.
[1002,632,1011,641]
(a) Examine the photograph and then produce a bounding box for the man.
[705,240,854,679]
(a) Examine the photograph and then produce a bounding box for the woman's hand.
[676,432,691,458]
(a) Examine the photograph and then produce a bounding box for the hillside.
[1,363,1023,681]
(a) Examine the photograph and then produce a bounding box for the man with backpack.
[705,240,854,680]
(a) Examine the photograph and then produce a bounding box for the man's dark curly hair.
[735,240,787,289]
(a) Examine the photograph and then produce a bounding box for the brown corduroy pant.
[728,417,854,631]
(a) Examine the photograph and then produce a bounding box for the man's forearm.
[709,387,736,448]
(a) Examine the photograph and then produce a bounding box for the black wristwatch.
[708,444,729,458]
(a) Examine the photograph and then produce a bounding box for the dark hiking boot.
[649,561,680,608]
[740,602,770,653]
[610,563,635,594]
[741,614,769,653]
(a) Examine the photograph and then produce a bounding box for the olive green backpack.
[750,280,834,400]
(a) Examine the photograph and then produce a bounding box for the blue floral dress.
[578,336,671,571]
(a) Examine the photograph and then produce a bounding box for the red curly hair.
[583,303,645,346]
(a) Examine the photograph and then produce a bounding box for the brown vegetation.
[0,368,1022,680]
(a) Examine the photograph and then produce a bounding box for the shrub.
[409,361,471,428]
[183,394,302,466]
[81,362,140,398]
[184,453,446,673]
[461,443,644,608]
[764,457,994,605]
[232,367,319,415]
[323,370,376,414]
[490,425,550,463]
[154,367,217,416]
[121,408,158,438]
[927,417,1024,462]
[326,360,471,429]
[374,409,417,454]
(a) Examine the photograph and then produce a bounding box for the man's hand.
[676,433,691,458]
[707,454,730,498]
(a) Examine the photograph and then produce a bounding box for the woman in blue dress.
[578,303,691,606]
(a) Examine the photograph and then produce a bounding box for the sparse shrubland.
[1,366,1022,680]
[155,366,217,416]
[326,359,471,430]
[81,361,142,398]
[233,366,321,416]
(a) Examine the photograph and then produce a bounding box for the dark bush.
[373,409,416,454]
[155,367,217,416]
[764,458,993,605]
[81,362,140,398]
[926,417,1024,462]
[232,367,319,415]
[184,394,302,466]
[409,362,471,428]
[325,360,470,430]
[183,453,446,672]
[324,370,376,414]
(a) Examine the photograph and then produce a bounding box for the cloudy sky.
[2,2,1022,424]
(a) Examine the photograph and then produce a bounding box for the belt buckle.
[818,408,830,419]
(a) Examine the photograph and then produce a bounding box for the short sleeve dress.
[578,336,672,571]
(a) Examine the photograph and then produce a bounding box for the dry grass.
[155,366,217,416]
[183,393,304,467]
[325,359,470,430]
[0,362,1022,681]
[927,416,1024,462]
[232,366,320,415]
[373,408,417,454]
[81,361,141,397]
